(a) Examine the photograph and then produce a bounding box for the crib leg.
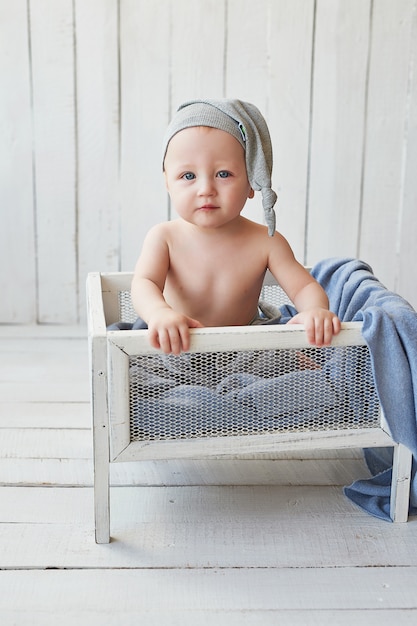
[93,413,110,543]
[94,450,110,543]
[91,337,111,543]
[390,443,412,523]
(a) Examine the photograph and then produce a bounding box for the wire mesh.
[118,290,138,323]
[128,345,379,442]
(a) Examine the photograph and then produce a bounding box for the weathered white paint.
[75,0,120,321]
[0,0,37,322]
[267,0,315,261]
[29,0,78,323]
[396,0,417,306]
[119,0,171,270]
[307,0,370,262]
[2,567,417,625]
[359,0,417,290]
[0,0,416,324]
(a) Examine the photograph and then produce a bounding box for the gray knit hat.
[162,99,277,236]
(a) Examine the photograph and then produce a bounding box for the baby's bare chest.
[172,246,264,290]
[166,258,265,323]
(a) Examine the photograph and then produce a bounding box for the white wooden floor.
[1,326,417,625]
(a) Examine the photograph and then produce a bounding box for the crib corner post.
[94,457,110,544]
[93,410,110,544]
[90,334,111,544]
[390,443,412,523]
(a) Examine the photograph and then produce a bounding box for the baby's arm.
[268,234,340,346]
[131,226,203,355]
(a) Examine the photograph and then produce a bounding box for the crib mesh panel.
[118,291,138,323]
[128,345,379,442]
[260,283,292,308]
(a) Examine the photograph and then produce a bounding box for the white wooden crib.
[87,271,412,543]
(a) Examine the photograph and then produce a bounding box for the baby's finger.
[167,328,183,355]
[178,325,191,353]
[303,318,317,345]
[156,328,176,354]
[312,318,325,347]
[148,328,162,351]
[322,317,335,346]
[333,316,342,335]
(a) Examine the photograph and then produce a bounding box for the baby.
[131,99,340,354]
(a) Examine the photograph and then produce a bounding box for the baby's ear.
[248,188,255,199]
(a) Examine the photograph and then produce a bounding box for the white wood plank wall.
[1,0,416,324]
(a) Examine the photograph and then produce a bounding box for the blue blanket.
[309,257,417,520]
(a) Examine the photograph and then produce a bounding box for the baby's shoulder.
[146,220,180,242]
[242,216,276,237]
[241,217,280,246]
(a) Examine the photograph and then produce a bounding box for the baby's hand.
[287,308,341,347]
[147,308,203,355]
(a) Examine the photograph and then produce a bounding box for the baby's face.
[163,126,254,231]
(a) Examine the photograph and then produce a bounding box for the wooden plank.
[391,443,413,523]
[0,382,89,403]
[0,336,87,353]
[268,0,315,262]
[359,0,415,291]
[0,340,87,373]
[397,4,417,310]
[0,428,91,460]
[0,0,37,323]
[75,0,120,324]
[115,429,392,463]
[108,340,130,461]
[307,0,371,265]
[90,331,111,542]
[0,324,87,339]
[0,486,416,567]
[30,0,78,323]
[170,0,226,106]
[226,0,269,112]
[119,0,170,270]
[1,568,417,620]
[108,321,366,354]
[0,458,93,487]
[0,402,90,429]
[0,336,89,402]
[1,609,415,626]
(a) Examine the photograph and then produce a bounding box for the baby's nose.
[198,177,215,195]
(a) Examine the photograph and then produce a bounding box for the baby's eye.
[182,172,195,181]
[217,170,231,179]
